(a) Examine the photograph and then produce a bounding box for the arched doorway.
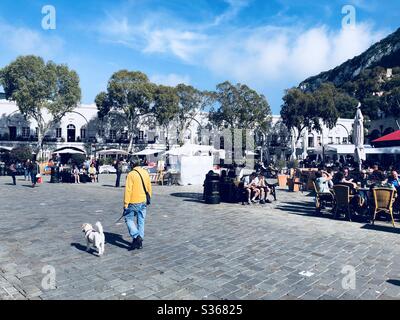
[67,124,76,142]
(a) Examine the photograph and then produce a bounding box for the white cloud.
[0,21,64,59]
[205,23,386,85]
[96,6,388,87]
[212,0,250,26]
[150,73,191,86]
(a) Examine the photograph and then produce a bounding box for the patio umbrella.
[302,129,308,160]
[290,129,297,160]
[353,103,366,170]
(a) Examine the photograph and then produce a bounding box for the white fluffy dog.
[81,222,105,256]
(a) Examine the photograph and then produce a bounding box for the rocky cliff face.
[299,27,400,91]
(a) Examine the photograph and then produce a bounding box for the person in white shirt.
[243,173,260,204]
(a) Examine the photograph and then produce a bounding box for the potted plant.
[276,159,288,188]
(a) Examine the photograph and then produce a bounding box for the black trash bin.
[50,166,60,183]
[203,171,220,204]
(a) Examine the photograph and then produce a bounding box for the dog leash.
[115,210,126,223]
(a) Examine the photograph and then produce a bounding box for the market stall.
[164,143,221,185]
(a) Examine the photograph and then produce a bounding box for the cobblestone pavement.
[1,174,400,300]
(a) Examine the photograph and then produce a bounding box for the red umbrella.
[372,130,400,146]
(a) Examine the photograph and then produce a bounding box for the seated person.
[369,165,387,186]
[334,171,357,194]
[315,170,332,193]
[242,173,260,204]
[88,164,97,183]
[79,166,89,183]
[387,170,400,190]
[314,170,334,211]
[356,169,369,188]
[257,173,272,204]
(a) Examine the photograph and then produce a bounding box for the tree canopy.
[95,70,155,151]
[280,84,340,141]
[209,81,272,132]
[0,55,81,156]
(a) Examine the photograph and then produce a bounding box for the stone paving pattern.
[1,174,400,300]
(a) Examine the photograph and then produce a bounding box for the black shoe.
[136,236,143,249]
[130,236,143,250]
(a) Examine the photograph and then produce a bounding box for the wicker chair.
[313,181,334,213]
[372,188,396,227]
[332,185,353,221]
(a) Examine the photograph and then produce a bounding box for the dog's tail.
[95,221,104,235]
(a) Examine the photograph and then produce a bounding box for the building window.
[317,136,321,146]
[308,136,314,148]
[35,127,39,137]
[22,127,30,138]
[56,128,62,138]
[336,137,340,144]
[98,129,105,137]
[328,137,333,144]
[80,128,86,139]
[139,131,144,140]
[343,137,348,144]
[121,131,128,140]
[110,130,117,140]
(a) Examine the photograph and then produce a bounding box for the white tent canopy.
[164,143,220,157]
[133,148,165,156]
[0,146,12,152]
[53,148,85,155]
[97,149,130,156]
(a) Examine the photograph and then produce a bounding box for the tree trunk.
[35,129,45,161]
[128,133,135,154]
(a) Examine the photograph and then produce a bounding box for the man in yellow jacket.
[124,159,152,250]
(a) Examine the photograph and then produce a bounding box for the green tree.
[175,84,213,144]
[281,85,339,143]
[209,81,271,131]
[95,70,155,152]
[8,146,33,164]
[152,85,179,145]
[0,55,81,157]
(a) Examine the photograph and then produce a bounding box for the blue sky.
[0,0,398,113]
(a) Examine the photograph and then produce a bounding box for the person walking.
[29,160,39,188]
[24,159,31,181]
[9,162,17,185]
[115,158,123,187]
[123,159,152,250]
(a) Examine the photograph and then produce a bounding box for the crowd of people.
[314,164,400,217]
[7,159,40,187]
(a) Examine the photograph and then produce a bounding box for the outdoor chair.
[312,181,334,214]
[372,188,396,227]
[332,185,353,221]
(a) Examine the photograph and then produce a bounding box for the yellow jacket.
[124,167,152,208]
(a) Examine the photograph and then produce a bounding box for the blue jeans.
[124,203,147,240]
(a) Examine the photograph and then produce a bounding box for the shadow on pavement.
[104,232,131,250]
[361,223,400,234]
[70,243,99,256]
[102,184,125,188]
[170,192,205,204]
[387,279,400,286]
